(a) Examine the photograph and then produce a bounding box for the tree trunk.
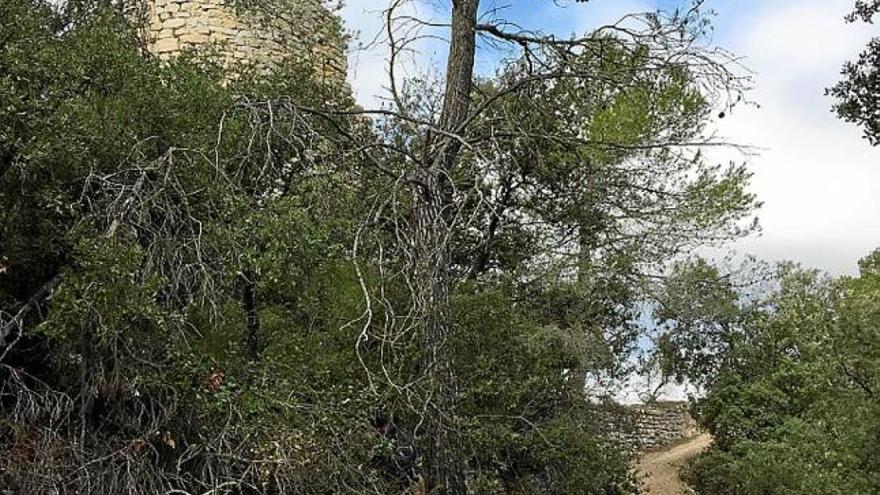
[436,0,480,170]
[412,173,463,494]
[413,1,479,493]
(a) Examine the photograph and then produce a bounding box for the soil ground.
[636,434,712,495]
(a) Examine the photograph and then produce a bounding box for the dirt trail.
[636,434,712,495]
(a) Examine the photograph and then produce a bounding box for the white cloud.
[713,0,880,275]
[736,1,873,76]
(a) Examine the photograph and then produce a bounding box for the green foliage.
[654,258,743,385]
[0,0,759,492]
[0,0,369,492]
[451,284,636,494]
[829,2,880,145]
[670,255,880,494]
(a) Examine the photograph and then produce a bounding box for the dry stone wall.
[603,402,700,452]
[142,0,346,81]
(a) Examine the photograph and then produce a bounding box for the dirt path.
[636,434,712,495]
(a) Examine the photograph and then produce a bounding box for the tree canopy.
[659,254,880,495]
[829,0,880,145]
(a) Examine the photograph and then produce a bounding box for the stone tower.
[143,0,346,81]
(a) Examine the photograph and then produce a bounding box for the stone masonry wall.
[142,0,346,81]
[603,402,700,452]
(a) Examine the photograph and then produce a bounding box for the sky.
[341,0,880,277]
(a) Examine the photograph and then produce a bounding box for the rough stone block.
[218,17,238,29]
[153,37,179,53]
[179,33,210,44]
[163,18,186,29]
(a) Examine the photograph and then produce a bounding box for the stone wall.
[141,0,346,81]
[603,402,700,452]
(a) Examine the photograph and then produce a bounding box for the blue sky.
[341,0,880,277]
